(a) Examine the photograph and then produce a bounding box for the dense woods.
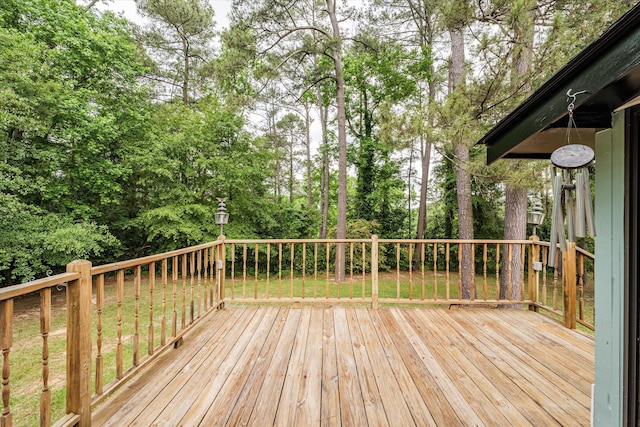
[0,0,632,286]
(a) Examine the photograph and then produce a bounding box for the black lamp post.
[215,198,229,236]
[527,202,545,236]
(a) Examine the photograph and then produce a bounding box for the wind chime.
[548,89,596,267]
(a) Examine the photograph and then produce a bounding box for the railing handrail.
[91,240,223,275]
[0,272,80,302]
[531,240,595,259]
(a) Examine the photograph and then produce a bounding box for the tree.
[0,0,148,284]
[276,113,305,203]
[136,0,216,104]
[442,0,475,298]
[232,0,351,280]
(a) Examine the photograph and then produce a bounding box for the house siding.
[594,111,626,426]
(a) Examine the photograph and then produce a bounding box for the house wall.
[593,110,626,426]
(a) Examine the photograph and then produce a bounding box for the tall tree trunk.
[317,88,330,239]
[181,35,189,105]
[449,27,474,299]
[327,0,347,282]
[305,102,313,209]
[500,0,535,306]
[289,136,294,204]
[500,186,528,302]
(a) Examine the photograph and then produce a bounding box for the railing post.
[528,236,540,312]
[1,299,13,427]
[562,242,577,329]
[371,235,379,309]
[217,236,226,308]
[65,260,92,426]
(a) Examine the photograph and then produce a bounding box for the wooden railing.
[0,236,593,426]
[528,238,595,331]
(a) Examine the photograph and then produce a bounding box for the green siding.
[594,111,626,426]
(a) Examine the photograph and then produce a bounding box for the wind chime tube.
[575,170,586,238]
[564,170,575,243]
[583,167,596,237]
[549,173,562,267]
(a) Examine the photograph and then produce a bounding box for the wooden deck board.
[92,306,594,427]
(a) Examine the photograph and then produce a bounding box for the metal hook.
[566,89,587,113]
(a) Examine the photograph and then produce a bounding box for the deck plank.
[207,306,289,426]
[190,306,282,426]
[398,308,520,427]
[441,309,588,426]
[375,309,464,426]
[333,306,368,426]
[274,306,312,426]
[246,307,301,426]
[91,306,245,427]
[320,307,340,427]
[344,307,389,426]
[293,307,324,426]
[142,306,266,426]
[92,306,594,427]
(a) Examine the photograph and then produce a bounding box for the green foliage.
[0,0,148,285]
[0,195,117,285]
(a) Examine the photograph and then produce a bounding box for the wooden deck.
[91,305,594,426]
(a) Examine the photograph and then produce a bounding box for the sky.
[96,0,233,28]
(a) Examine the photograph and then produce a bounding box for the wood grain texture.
[92,306,594,427]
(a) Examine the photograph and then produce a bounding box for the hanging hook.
[566,89,587,114]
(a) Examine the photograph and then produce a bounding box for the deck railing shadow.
[0,236,593,426]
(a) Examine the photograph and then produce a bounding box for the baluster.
[208,246,215,307]
[396,243,401,300]
[202,248,208,310]
[148,262,155,356]
[161,259,167,346]
[325,243,330,299]
[314,243,318,299]
[302,243,307,299]
[134,266,140,366]
[189,252,195,323]
[409,243,413,300]
[471,243,476,300]
[171,257,178,337]
[521,243,526,301]
[40,288,51,426]
[290,243,295,298]
[433,243,438,300]
[507,244,513,301]
[445,243,450,300]
[181,255,187,329]
[243,244,248,299]
[1,299,13,427]
[95,274,104,394]
[266,243,271,299]
[230,244,235,300]
[255,243,259,300]
[553,250,559,311]
[542,246,548,307]
[362,242,366,300]
[116,269,124,379]
[579,253,585,322]
[483,244,488,300]
[458,244,463,299]
[197,251,202,317]
[279,243,283,299]
[421,242,425,301]
[495,244,500,300]
[349,243,354,300]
